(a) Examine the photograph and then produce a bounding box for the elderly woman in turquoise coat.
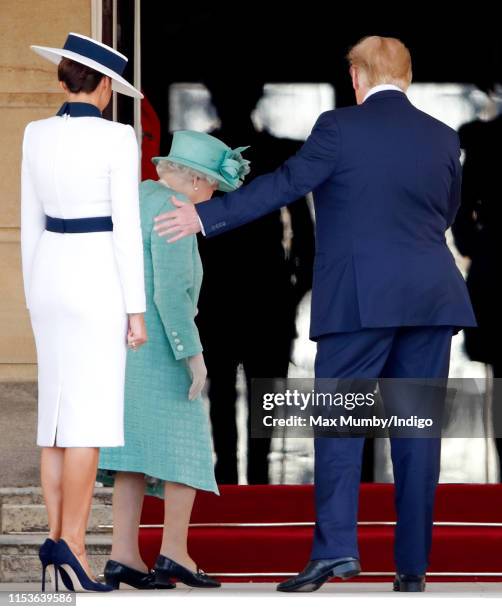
[98,130,250,590]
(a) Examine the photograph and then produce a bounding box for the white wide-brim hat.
[31,32,143,99]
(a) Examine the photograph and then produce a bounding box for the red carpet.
[138,484,502,582]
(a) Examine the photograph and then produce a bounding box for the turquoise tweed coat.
[98,180,218,496]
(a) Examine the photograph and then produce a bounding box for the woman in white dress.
[21,33,147,592]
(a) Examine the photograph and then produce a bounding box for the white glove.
[187,353,207,400]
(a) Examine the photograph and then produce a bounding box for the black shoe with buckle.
[153,555,221,588]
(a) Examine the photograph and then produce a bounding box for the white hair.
[156,160,218,187]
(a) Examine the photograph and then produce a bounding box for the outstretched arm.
[154,111,340,242]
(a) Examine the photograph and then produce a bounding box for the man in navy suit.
[154,36,476,592]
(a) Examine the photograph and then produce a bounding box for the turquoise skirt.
[97,330,219,499]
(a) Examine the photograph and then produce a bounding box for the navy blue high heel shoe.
[39,539,74,592]
[53,539,113,593]
[39,539,59,592]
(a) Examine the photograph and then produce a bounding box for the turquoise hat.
[152,130,251,193]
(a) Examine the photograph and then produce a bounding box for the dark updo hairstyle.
[57,58,104,93]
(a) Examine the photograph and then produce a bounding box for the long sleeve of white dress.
[20,123,45,310]
[109,125,146,314]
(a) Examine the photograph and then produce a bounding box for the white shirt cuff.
[198,215,206,236]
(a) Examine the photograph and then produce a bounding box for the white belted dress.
[20,110,146,447]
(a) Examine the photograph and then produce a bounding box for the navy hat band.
[63,34,127,75]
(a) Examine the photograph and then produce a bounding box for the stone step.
[0,487,113,535]
[0,486,113,507]
[2,505,112,535]
[0,534,111,583]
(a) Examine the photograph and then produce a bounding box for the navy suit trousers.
[312,326,454,575]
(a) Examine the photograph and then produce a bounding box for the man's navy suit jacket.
[197,90,476,340]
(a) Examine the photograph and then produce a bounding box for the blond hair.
[347,36,412,90]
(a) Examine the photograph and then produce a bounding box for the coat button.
[174,338,181,344]
[172,331,178,337]
[177,345,184,351]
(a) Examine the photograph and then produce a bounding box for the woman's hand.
[127,313,147,350]
[187,353,207,400]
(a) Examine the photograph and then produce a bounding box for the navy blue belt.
[45,215,113,233]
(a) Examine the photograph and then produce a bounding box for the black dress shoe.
[153,555,221,588]
[393,574,426,592]
[277,557,361,593]
[103,559,175,590]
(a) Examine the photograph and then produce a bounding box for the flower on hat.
[219,146,251,188]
